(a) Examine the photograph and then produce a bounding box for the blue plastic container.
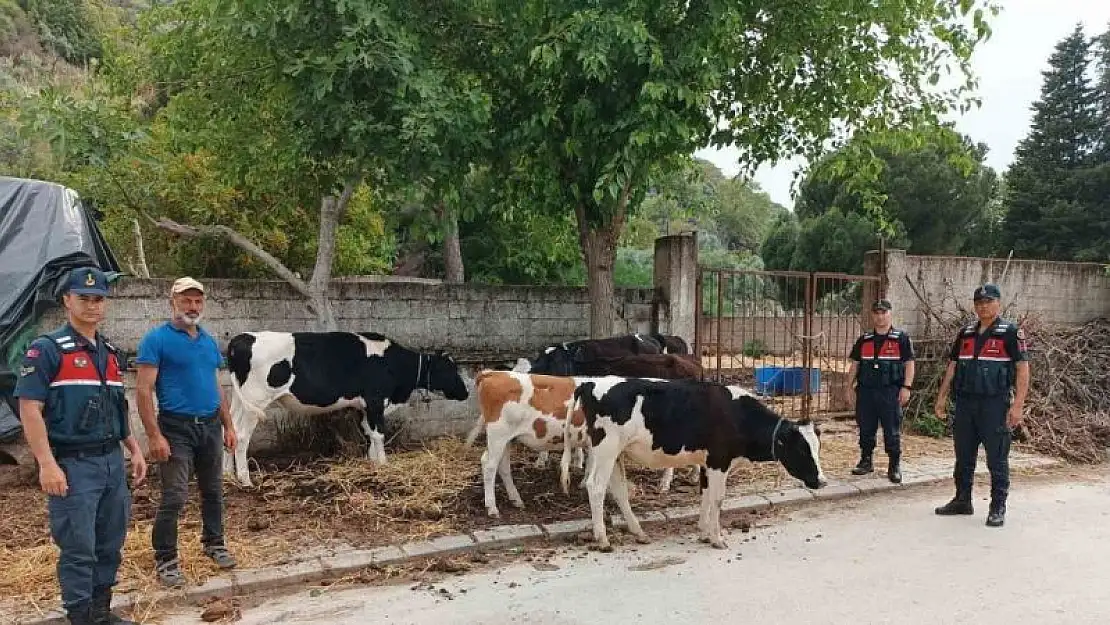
[754,366,821,396]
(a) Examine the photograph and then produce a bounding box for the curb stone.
[18,455,1058,625]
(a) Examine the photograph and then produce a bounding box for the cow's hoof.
[589,544,614,553]
[633,534,651,545]
[710,539,728,550]
[487,508,501,518]
[510,500,525,509]
[698,537,710,544]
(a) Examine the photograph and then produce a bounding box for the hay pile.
[246,437,482,541]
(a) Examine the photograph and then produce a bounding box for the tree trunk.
[442,209,465,283]
[581,224,620,338]
[574,181,630,338]
[151,174,361,332]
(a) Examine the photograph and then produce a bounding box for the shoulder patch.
[1016,328,1026,340]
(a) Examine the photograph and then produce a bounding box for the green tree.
[466,0,997,337]
[795,124,999,256]
[1002,23,1101,259]
[126,0,486,327]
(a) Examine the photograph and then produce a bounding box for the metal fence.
[693,268,882,421]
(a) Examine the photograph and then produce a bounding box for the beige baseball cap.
[171,276,205,295]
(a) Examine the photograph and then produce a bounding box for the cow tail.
[560,394,581,495]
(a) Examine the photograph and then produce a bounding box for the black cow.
[561,377,826,551]
[224,330,469,486]
[520,333,688,375]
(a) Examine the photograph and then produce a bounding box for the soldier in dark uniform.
[13,267,147,625]
[847,299,916,483]
[934,283,1029,528]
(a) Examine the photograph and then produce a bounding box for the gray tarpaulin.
[0,176,122,441]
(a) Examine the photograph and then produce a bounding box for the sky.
[694,0,1110,209]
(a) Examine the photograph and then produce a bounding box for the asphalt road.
[163,472,1110,625]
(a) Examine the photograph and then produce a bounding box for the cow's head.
[426,351,470,401]
[776,418,827,490]
[527,344,576,375]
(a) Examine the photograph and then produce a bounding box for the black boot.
[851,452,873,475]
[91,587,136,625]
[934,491,974,515]
[986,500,1006,527]
[887,454,902,484]
[66,602,95,625]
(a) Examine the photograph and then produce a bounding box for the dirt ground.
[0,426,973,621]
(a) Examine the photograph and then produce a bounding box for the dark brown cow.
[569,353,703,380]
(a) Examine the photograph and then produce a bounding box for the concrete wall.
[40,277,655,358]
[25,271,665,459]
[866,249,1110,338]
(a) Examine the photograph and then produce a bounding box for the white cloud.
[694,0,1110,209]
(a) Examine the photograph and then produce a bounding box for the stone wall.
[866,249,1110,338]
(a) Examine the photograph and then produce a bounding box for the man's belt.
[159,410,219,424]
[51,441,120,459]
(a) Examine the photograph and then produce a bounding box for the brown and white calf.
[465,370,594,518]
[467,370,702,516]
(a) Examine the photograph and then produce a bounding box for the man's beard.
[177,311,202,326]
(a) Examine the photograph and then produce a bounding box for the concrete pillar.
[653,233,698,348]
[864,248,915,333]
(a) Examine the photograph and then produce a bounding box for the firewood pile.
[902,277,1110,463]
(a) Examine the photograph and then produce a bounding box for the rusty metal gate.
[693,268,883,420]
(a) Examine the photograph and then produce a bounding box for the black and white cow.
[562,376,826,551]
[224,331,469,486]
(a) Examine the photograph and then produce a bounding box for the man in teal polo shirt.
[135,277,238,587]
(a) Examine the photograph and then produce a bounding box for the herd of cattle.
[221,330,827,551]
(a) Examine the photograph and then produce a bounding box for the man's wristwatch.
[902,385,913,390]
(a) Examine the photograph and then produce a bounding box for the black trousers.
[952,393,1011,503]
[151,415,226,564]
[856,386,902,458]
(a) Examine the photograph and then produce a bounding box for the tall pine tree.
[1094,24,1110,160]
[1002,24,1100,259]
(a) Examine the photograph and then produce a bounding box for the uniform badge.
[85,272,96,286]
[19,365,35,376]
[25,347,40,359]
[74,356,89,368]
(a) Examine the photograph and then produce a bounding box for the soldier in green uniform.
[933,283,1030,528]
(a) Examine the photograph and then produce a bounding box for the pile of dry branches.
[1021,317,1110,462]
[901,276,1110,463]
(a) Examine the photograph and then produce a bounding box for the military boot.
[887,454,902,484]
[66,602,96,625]
[90,587,136,625]
[986,500,1006,528]
[851,452,873,475]
[934,491,974,516]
